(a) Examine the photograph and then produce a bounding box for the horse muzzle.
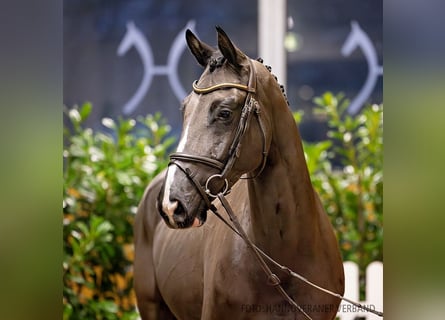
[157,187,208,229]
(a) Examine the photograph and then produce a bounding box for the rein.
[167,59,383,318]
[212,193,312,320]
[210,192,384,319]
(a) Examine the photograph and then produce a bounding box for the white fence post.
[337,261,383,319]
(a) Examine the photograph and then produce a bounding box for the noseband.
[168,59,269,207]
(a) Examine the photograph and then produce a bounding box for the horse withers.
[134,26,344,320]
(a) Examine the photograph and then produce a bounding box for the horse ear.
[216,26,246,68]
[185,29,215,67]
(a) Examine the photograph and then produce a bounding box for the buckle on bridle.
[205,174,229,198]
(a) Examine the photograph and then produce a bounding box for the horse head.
[157,26,272,229]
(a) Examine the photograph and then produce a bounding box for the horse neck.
[246,84,320,255]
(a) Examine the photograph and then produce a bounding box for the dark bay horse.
[134,26,344,320]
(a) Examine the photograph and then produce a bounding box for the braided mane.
[205,54,290,107]
[256,57,290,106]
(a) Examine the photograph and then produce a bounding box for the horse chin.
[182,202,208,228]
[172,209,207,229]
[191,204,208,228]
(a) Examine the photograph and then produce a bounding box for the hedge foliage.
[63,103,174,319]
[63,94,382,318]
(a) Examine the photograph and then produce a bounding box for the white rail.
[337,261,383,319]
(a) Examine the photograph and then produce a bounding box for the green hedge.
[63,103,174,319]
[63,95,382,317]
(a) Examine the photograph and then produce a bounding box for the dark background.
[64,0,382,140]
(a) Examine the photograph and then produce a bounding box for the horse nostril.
[173,201,186,219]
[162,199,178,218]
[161,196,190,227]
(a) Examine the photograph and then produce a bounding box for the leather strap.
[210,191,383,318]
[169,160,213,209]
[193,81,255,94]
[170,152,225,171]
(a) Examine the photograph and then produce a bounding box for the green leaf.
[116,171,133,186]
[324,92,335,106]
[97,300,119,313]
[96,220,114,235]
[69,275,85,284]
[121,311,140,320]
[63,303,73,320]
[293,110,304,124]
[76,222,89,237]
[79,102,92,120]
[313,97,324,107]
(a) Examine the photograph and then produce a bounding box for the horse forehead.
[200,64,248,85]
[183,63,251,115]
[182,94,208,129]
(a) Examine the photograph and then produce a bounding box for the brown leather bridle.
[168,59,269,206]
[166,59,383,319]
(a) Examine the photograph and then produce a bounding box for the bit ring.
[205,174,229,198]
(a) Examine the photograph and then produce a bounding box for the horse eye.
[217,109,232,120]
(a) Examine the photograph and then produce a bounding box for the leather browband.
[192,81,255,94]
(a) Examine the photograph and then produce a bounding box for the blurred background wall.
[64,0,382,139]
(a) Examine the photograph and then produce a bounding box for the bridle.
[166,59,383,319]
[169,59,269,205]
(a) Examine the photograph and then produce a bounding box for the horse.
[134,26,345,320]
